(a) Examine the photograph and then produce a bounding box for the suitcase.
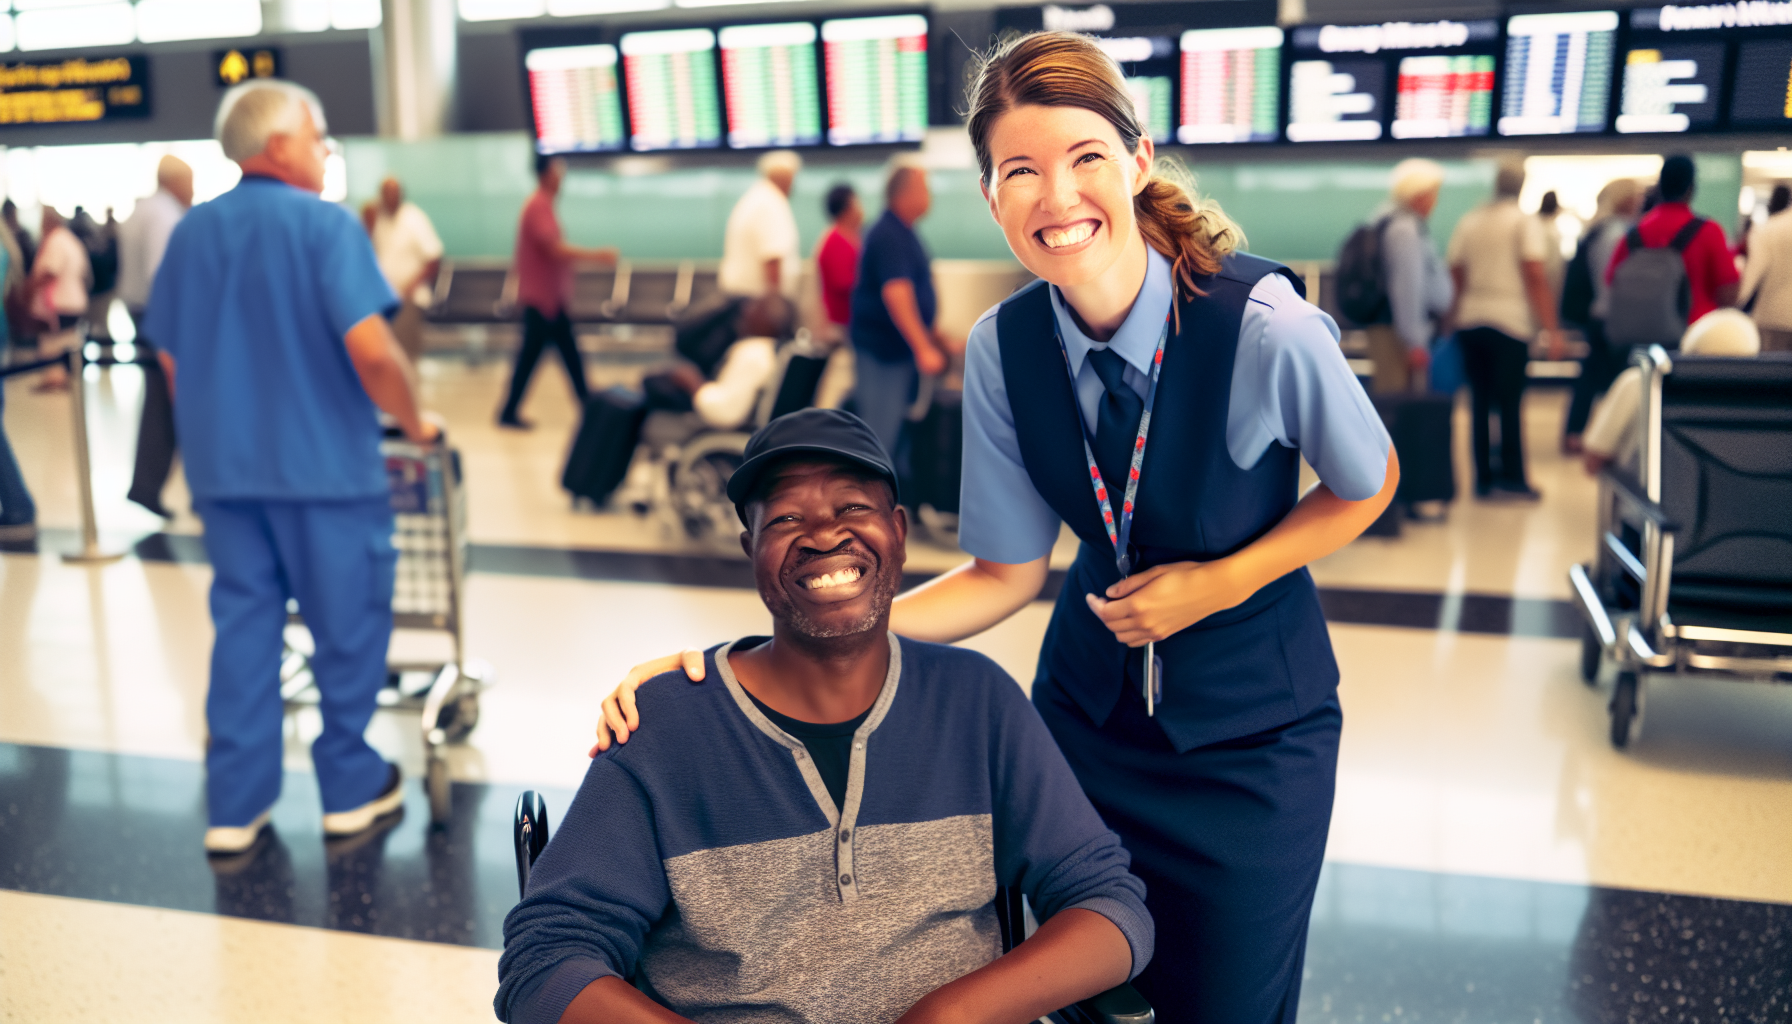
[562,387,648,506]
[1372,392,1456,506]
[900,388,963,514]
[766,352,828,422]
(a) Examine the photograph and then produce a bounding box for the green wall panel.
[342,133,1742,268]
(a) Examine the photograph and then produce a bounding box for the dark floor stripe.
[14,528,1582,640]
[0,741,1784,1022]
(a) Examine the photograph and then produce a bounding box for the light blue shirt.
[960,246,1391,565]
[1380,205,1453,352]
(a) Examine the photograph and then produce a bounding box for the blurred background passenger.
[1582,308,1761,477]
[369,175,443,364]
[1367,157,1451,394]
[720,150,801,301]
[3,199,36,272]
[118,153,195,518]
[1561,178,1643,454]
[815,181,862,347]
[1603,155,1739,331]
[29,206,92,392]
[148,79,439,854]
[1537,190,1566,300]
[0,214,31,543]
[1740,183,1792,352]
[498,155,618,430]
[1446,162,1562,500]
[849,162,946,458]
[646,296,787,427]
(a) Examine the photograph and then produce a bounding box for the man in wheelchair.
[497,409,1153,1024]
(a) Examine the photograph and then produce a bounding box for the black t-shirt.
[743,688,869,812]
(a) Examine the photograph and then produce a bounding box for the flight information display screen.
[1499,11,1618,135]
[620,28,723,151]
[1178,25,1281,143]
[1093,35,1178,144]
[1731,37,1792,128]
[821,14,928,146]
[1618,8,1726,133]
[525,44,626,154]
[1287,20,1496,142]
[718,22,821,148]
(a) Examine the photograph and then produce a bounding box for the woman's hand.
[1085,559,1254,646]
[589,650,706,756]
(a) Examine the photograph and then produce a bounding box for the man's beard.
[760,556,902,641]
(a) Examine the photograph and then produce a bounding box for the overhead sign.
[214,47,282,88]
[0,56,150,126]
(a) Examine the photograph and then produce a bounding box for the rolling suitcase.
[562,386,648,506]
[1372,392,1456,505]
[901,388,963,514]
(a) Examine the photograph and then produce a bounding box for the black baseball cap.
[726,408,899,509]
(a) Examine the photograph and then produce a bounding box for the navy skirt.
[1035,676,1342,1024]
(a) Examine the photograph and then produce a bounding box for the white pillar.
[377,0,457,139]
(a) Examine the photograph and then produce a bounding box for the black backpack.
[1560,227,1598,328]
[1335,216,1392,326]
[1605,218,1706,349]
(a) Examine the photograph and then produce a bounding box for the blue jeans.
[850,348,918,465]
[0,380,36,526]
[197,497,396,826]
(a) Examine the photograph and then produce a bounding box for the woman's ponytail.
[1133,159,1245,302]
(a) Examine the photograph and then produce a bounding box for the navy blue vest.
[995,252,1339,751]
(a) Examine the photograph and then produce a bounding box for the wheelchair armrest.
[514,791,551,899]
[1064,982,1154,1024]
[1600,466,1679,532]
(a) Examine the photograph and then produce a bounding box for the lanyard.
[1055,313,1170,714]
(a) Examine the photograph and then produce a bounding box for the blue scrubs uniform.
[145,177,400,827]
[961,247,1389,1023]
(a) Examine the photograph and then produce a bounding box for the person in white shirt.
[1740,184,1792,353]
[1583,308,1761,477]
[29,207,92,391]
[719,150,800,300]
[118,155,194,320]
[1445,163,1565,500]
[370,176,444,363]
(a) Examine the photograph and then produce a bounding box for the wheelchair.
[628,331,830,544]
[513,791,1153,1024]
[1568,345,1792,748]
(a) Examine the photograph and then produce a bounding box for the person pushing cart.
[148,80,440,855]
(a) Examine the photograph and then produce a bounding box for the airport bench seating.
[512,791,1153,1024]
[428,259,716,327]
[1569,346,1792,748]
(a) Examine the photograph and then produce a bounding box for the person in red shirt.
[499,155,618,429]
[815,182,863,346]
[1604,154,1740,326]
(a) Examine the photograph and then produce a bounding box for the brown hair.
[964,31,1244,301]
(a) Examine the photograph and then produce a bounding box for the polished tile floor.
[2,358,1789,1022]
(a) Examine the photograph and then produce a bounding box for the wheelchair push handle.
[514,790,551,898]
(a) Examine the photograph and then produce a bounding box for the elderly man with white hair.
[720,149,802,299]
[145,80,439,856]
[1365,158,1453,395]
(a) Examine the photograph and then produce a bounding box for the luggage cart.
[280,433,490,824]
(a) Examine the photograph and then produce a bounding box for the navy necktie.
[1086,347,1144,498]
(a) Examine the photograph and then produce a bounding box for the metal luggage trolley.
[280,431,490,824]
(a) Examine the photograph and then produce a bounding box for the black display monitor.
[820,13,928,145]
[524,43,627,155]
[1731,36,1792,129]
[1618,7,1727,133]
[1498,11,1619,135]
[1285,19,1500,142]
[619,27,723,151]
[718,21,823,148]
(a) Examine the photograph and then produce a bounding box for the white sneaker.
[205,807,272,855]
[322,766,405,837]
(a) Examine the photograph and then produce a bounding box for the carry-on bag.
[1372,392,1456,505]
[901,387,964,514]
[562,386,648,505]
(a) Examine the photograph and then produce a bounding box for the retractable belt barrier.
[1,346,128,563]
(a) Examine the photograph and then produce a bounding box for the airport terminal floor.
[2,354,1788,1023]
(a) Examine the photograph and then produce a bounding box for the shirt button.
[839,830,851,843]
[839,874,852,886]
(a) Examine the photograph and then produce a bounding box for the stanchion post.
[62,346,124,565]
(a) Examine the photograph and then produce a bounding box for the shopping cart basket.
[280,431,490,824]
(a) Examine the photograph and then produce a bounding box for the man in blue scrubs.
[146,81,439,855]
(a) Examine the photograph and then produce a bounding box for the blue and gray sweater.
[496,634,1153,1024]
